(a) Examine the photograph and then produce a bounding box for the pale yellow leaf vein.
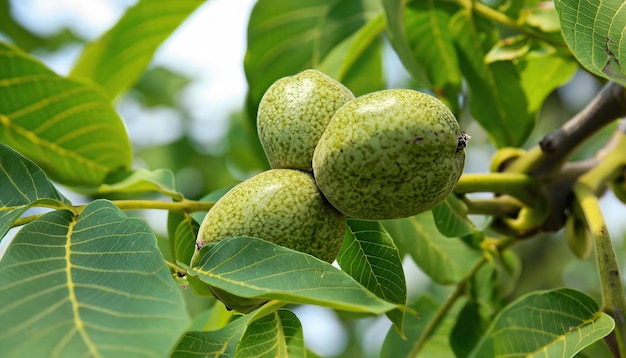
[65,216,101,358]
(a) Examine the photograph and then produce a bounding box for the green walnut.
[312,89,467,220]
[257,69,355,171]
[192,169,347,312]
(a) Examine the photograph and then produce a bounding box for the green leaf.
[451,251,522,357]
[381,295,438,358]
[172,314,254,357]
[70,0,204,99]
[451,301,488,357]
[245,0,383,114]
[555,0,626,85]
[235,309,305,358]
[340,220,406,305]
[517,44,578,114]
[431,194,479,238]
[486,39,577,116]
[0,42,132,186]
[578,338,615,358]
[469,288,615,358]
[189,236,399,314]
[524,4,562,33]
[0,0,81,52]
[317,12,386,96]
[485,35,533,63]
[403,0,463,109]
[173,213,199,267]
[0,200,189,357]
[340,219,407,334]
[0,143,70,241]
[381,0,431,87]
[133,66,191,108]
[382,212,483,284]
[381,294,456,357]
[450,11,534,147]
[89,168,183,200]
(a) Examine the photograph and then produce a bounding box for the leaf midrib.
[64,215,101,358]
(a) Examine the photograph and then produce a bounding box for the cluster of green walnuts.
[192,69,467,312]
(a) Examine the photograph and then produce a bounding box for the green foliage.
[189,236,398,314]
[0,143,69,240]
[0,43,132,186]
[555,0,626,86]
[1,0,626,357]
[469,288,615,357]
[70,0,204,100]
[0,200,189,357]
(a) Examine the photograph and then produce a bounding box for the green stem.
[10,213,45,228]
[10,200,214,229]
[165,260,186,274]
[573,183,626,357]
[507,83,626,176]
[454,173,540,206]
[579,130,626,193]
[462,196,523,216]
[408,256,488,357]
[107,199,214,213]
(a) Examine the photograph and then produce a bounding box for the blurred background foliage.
[1,0,624,356]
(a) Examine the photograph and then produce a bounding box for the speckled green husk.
[312,89,465,220]
[257,69,355,171]
[195,169,347,263]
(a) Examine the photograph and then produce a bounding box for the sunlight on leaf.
[469,288,615,358]
[555,0,626,85]
[0,200,189,357]
[70,0,204,99]
[188,236,399,314]
[0,42,132,186]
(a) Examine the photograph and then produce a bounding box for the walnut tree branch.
[509,82,626,176]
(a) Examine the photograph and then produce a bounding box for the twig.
[509,82,626,176]
[573,183,626,357]
[454,173,541,207]
[107,199,214,213]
